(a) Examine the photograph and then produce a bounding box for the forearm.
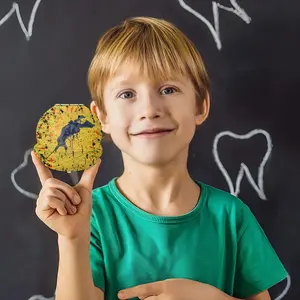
[216,291,241,300]
[219,295,241,300]
[206,286,241,300]
[216,288,270,300]
[55,235,98,300]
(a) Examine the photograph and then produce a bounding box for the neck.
[116,148,200,215]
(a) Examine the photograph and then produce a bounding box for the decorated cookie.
[33,104,102,172]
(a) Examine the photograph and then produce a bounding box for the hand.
[31,151,101,240]
[118,278,225,300]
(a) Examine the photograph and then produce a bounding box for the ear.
[90,101,111,134]
[195,93,210,126]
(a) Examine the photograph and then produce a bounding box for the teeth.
[213,129,272,200]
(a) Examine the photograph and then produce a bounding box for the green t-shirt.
[90,178,287,300]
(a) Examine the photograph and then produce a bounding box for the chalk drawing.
[178,0,251,50]
[213,129,272,200]
[0,0,42,40]
[213,129,291,297]
[274,273,291,300]
[28,295,55,300]
[11,148,38,199]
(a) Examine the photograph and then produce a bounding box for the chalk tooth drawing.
[0,0,42,40]
[11,148,38,199]
[178,0,251,50]
[11,148,79,199]
[274,273,291,300]
[28,295,55,300]
[213,130,291,297]
[212,129,272,200]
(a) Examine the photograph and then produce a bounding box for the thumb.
[31,150,53,186]
[77,158,101,191]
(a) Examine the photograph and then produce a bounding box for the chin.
[133,148,186,166]
[118,137,191,166]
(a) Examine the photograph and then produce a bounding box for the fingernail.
[73,195,81,205]
[71,205,77,214]
[118,292,124,299]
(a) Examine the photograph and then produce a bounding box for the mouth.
[131,128,175,137]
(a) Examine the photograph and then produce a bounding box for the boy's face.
[91,62,209,166]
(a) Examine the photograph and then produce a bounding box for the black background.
[0,1,298,299]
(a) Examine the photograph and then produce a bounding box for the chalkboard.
[1,0,299,299]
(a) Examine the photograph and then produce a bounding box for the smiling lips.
[131,127,174,138]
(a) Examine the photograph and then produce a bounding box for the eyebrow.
[109,79,132,92]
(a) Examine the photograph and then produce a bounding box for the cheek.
[174,105,197,128]
[173,110,197,141]
[107,105,131,134]
[180,117,196,137]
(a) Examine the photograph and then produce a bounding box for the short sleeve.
[233,201,288,299]
[90,210,105,292]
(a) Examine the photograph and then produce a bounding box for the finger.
[45,178,81,206]
[78,158,101,191]
[38,195,67,216]
[118,282,162,300]
[44,188,77,215]
[31,151,53,186]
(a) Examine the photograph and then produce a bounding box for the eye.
[161,87,177,95]
[119,91,134,99]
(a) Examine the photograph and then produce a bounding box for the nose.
[137,90,164,120]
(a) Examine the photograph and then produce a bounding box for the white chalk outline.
[28,295,55,300]
[178,0,251,50]
[213,129,272,200]
[274,273,291,300]
[0,0,42,41]
[11,148,38,199]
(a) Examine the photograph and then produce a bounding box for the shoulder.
[199,180,248,213]
[90,178,119,220]
[197,180,254,236]
[92,180,114,204]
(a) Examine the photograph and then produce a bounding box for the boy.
[32,16,287,300]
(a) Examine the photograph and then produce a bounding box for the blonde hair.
[87,16,210,113]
